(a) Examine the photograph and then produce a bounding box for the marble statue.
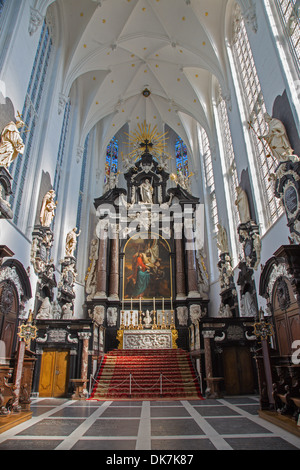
[0,119,25,169]
[36,297,52,319]
[143,310,152,328]
[40,190,57,227]
[65,227,81,257]
[216,224,229,253]
[259,113,298,163]
[139,179,153,203]
[235,186,251,224]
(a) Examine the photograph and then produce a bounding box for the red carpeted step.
[89,348,203,401]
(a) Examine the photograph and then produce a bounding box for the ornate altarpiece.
[85,143,209,353]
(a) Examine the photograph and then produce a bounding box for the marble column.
[12,339,26,413]
[174,223,186,298]
[202,330,215,380]
[109,226,119,299]
[185,219,200,298]
[78,331,91,396]
[96,226,108,298]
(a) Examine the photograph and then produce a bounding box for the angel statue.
[65,227,81,257]
[40,190,57,227]
[0,118,25,169]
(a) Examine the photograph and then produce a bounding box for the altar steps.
[89,349,203,401]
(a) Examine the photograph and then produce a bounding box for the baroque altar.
[84,124,209,354]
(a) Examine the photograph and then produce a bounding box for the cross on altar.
[140,139,153,152]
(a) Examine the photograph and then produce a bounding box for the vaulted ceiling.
[30,0,250,152]
[45,0,236,148]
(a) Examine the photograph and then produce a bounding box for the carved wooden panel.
[0,280,18,359]
[273,277,300,356]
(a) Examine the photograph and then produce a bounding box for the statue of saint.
[259,113,298,162]
[216,224,229,253]
[139,179,153,203]
[235,186,251,224]
[40,190,57,227]
[0,119,25,169]
[65,227,81,257]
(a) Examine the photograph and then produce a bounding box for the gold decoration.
[124,120,169,162]
[172,329,178,349]
[17,311,37,346]
[116,330,124,349]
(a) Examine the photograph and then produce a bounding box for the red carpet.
[89,349,203,400]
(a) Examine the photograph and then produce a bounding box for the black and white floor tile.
[0,396,299,451]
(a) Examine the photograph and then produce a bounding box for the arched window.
[76,133,90,236]
[0,0,7,18]
[54,101,71,198]
[274,0,300,72]
[10,20,53,225]
[215,88,242,260]
[199,127,219,238]
[230,4,284,229]
[175,137,189,176]
[105,136,119,185]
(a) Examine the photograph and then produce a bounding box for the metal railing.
[88,372,202,398]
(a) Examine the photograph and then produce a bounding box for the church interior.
[1,0,300,451]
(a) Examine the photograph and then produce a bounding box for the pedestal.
[71,379,89,400]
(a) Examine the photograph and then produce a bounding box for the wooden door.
[223,346,254,395]
[39,349,70,397]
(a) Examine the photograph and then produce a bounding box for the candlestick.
[170,296,173,311]
[139,296,142,312]
[162,297,164,311]
[153,297,155,311]
[131,297,133,311]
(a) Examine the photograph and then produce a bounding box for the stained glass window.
[175,137,189,176]
[105,136,118,185]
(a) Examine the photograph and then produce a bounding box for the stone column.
[78,331,91,396]
[96,225,108,298]
[174,223,186,298]
[202,330,223,398]
[109,225,119,299]
[202,330,215,380]
[12,339,26,413]
[185,219,200,298]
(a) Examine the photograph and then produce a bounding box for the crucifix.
[140,139,153,153]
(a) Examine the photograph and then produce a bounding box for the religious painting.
[123,233,172,300]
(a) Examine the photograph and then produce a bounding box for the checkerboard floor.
[0,396,300,450]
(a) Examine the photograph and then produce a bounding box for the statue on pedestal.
[40,190,57,227]
[216,224,229,254]
[259,113,299,163]
[0,119,25,169]
[235,186,251,224]
[139,179,153,203]
[65,227,81,257]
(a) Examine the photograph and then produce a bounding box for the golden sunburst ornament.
[124,120,169,162]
